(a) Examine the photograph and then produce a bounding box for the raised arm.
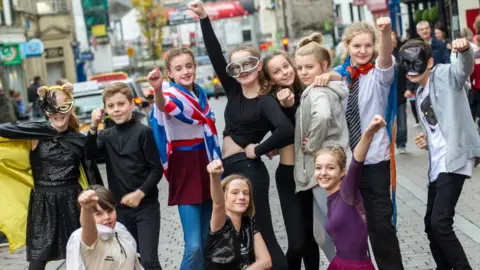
[147,67,169,112]
[376,17,393,69]
[206,160,226,232]
[78,190,99,246]
[448,39,474,91]
[341,115,386,204]
[84,109,106,160]
[253,95,294,157]
[189,1,237,94]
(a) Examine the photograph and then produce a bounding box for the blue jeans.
[396,103,407,148]
[178,200,212,270]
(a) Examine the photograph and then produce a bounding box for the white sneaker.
[414,123,420,127]
[396,147,407,155]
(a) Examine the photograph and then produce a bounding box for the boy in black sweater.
[85,82,163,270]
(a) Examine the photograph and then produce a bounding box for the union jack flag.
[149,82,222,181]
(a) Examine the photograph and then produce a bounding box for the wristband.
[89,125,98,131]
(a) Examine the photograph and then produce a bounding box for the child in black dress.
[0,83,101,270]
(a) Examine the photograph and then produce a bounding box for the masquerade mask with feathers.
[37,85,74,115]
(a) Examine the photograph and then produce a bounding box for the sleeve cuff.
[374,55,395,72]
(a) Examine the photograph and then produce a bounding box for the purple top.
[326,158,369,261]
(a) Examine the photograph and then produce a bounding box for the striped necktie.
[346,78,362,150]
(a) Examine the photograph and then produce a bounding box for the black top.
[200,17,294,157]
[204,216,258,270]
[85,118,163,205]
[31,139,81,187]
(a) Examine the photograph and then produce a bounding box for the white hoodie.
[66,222,143,270]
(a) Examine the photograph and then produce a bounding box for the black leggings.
[28,260,46,270]
[223,153,288,270]
[360,161,403,270]
[275,164,319,270]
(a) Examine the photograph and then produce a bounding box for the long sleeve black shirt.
[200,17,294,156]
[85,118,163,205]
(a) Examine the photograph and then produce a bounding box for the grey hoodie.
[294,81,349,192]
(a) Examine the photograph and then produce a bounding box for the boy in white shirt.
[66,185,143,270]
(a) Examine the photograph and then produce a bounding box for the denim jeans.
[178,200,212,270]
[396,103,407,148]
[425,173,471,270]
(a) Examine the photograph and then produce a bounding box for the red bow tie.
[346,62,375,83]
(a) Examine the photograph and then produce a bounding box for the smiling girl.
[0,83,101,270]
[148,48,221,270]
[66,185,143,270]
[328,18,403,269]
[314,115,385,270]
[204,160,271,270]
[189,1,293,269]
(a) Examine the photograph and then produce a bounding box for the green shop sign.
[1,44,22,65]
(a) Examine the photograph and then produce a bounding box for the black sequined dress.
[26,139,82,261]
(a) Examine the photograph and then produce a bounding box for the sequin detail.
[27,139,81,261]
[204,216,257,270]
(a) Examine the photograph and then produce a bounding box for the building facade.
[8,0,77,89]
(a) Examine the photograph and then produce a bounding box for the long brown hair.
[221,174,255,217]
[228,44,270,96]
[164,47,196,83]
[262,51,304,97]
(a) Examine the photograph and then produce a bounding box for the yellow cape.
[0,137,88,253]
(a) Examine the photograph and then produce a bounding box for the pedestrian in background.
[85,82,163,270]
[0,87,17,124]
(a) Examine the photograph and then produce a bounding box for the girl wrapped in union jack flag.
[148,47,222,270]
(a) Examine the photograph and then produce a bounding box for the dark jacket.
[0,94,17,124]
[431,38,451,66]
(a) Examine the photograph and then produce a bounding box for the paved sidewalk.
[1,99,480,269]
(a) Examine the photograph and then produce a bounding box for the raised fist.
[376,17,392,33]
[147,67,164,93]
[91,108,105,128]
[188,1,207,19]
[365,115,386,135]
[451,38,470,53]
[207,160,224,176]
[78,190,99,210]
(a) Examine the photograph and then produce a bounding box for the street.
[2,96,480,269]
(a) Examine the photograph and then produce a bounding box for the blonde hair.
[228,44,270,96]
[342,22,378,61]
[165,47,196,82]
[221,174,255,217]
[296,32,332,69]
[102,82,134,103]
[37,82,79,132]
[314,145,347,170]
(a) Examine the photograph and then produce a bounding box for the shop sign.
[353,0,366,6]
[367,0,387,12]
[21,39,45,58]
[44,47,64,59]
[0,44,22,65]
[167,0,255,26]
